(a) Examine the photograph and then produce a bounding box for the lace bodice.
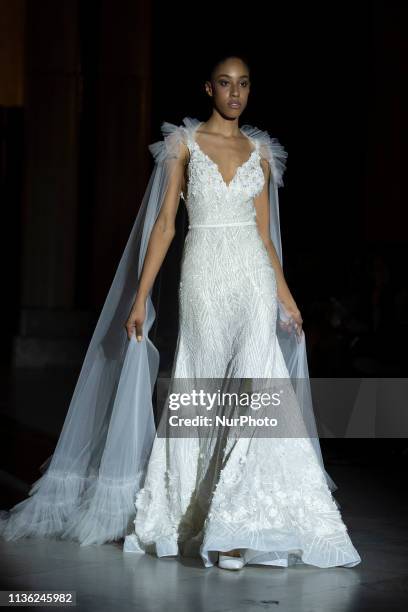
[184,123,265,226]
[148,116,288,228]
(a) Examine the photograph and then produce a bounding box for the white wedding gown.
[123,120,362,569]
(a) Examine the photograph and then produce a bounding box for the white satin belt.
[188,220,257,228]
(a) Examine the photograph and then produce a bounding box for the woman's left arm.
[253,158,303,336]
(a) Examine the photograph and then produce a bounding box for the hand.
[278,300,303,340]
[125,297,146,341]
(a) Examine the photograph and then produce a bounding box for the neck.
[201,111,241,138]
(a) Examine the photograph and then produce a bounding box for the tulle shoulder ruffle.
[240,124,288,188]
[148,116,202,164]
[148,122,188,164]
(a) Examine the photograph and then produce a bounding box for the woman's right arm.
[125,142,189,341]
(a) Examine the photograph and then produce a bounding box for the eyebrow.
[216,73,249,79]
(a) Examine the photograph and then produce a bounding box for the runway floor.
[1,464,407,612]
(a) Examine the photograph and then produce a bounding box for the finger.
[135,322,143,342]
[294,323,302,338]
[125,322,134,341]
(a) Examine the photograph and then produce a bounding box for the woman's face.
[205,57,251,119]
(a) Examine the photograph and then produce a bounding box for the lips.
[228,101,241,108]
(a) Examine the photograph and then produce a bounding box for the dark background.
[0,0,407,508]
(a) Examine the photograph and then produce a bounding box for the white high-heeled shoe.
[218,552,245,570]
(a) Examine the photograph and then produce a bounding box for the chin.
[224,108,243,119]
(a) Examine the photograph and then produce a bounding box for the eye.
[218,80,249,87]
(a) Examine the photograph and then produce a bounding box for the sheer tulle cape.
[0,116,336,547]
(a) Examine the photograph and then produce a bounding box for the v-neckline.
[192,121,258,189]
